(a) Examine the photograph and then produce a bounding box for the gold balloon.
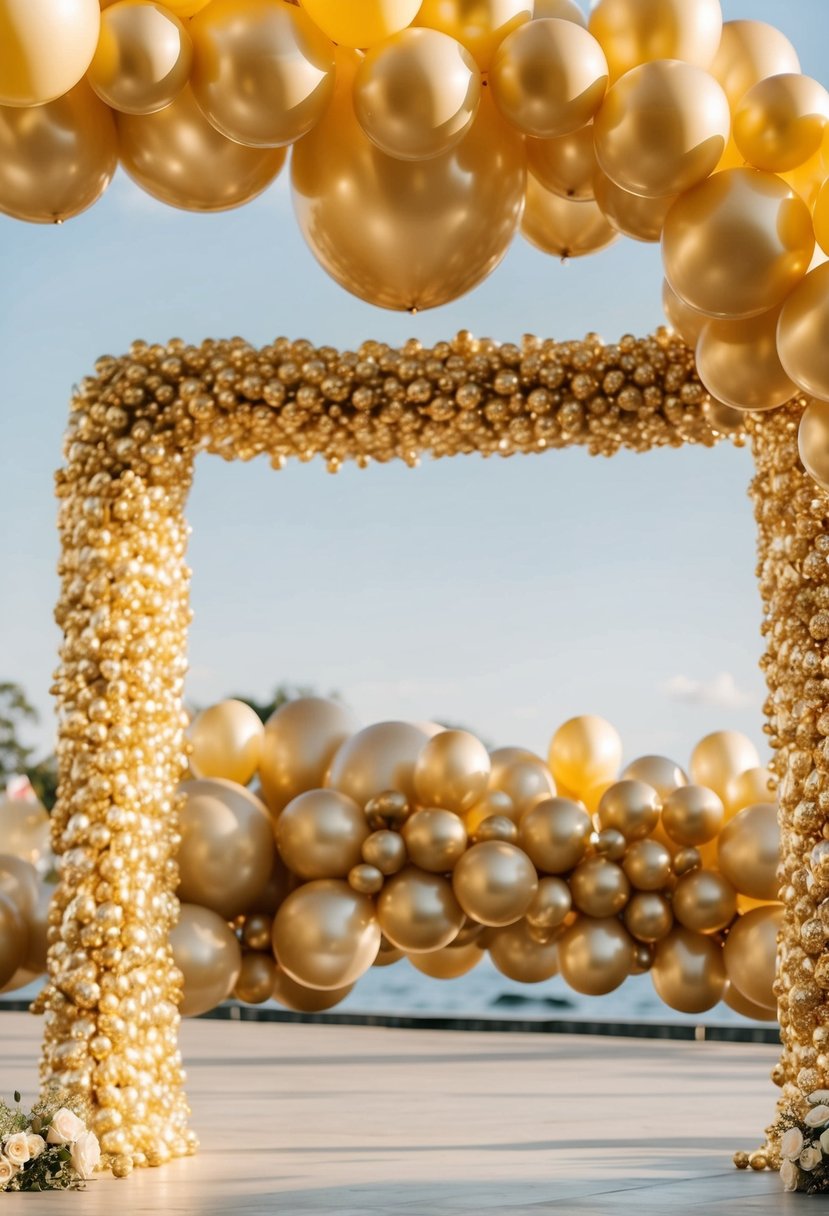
[373,937,405,967]
[661,168,814,321]
[570,856,630,918]
[453,918,486,947]
[187,698,263,787]
[798,397,829,492]
[734,73,829,175]
[488,750,556,816]
[413,729,490,814]
[518,797,592,874]
[326,721,431,807]
[673,847,702,877]
[415,0,532,70]
[673,870,737,935]
[661,784,724,847]
[402,809,468,872]
[593,173,675,243]
[0,890,27,990]
[597,780,660,842]
[710,20,802,110]
[491,18,607,139]
[582,781,613,816]
[723,905,782,1010]
[234,952,277,1004]
[292,75,525,311]
[272,967,354,1011]
[348,863,385,895]
[0,0,100,106]
[689,730,761,801]
[364,790,412,831]
[588,0,722,81]
[465,789,517,832]
[190,0,335,148]
[409,940,483,979]
[0,81,116,223]
[522,177,618,259]
[276,789,369,880]
[259,697,360,816]
[778,264,829,402]
[724,767,776,818]
[177,778,275,919]
[299,0,422,49]
[621,755,687,802]
[594,61,729,200]
[624,892,673,943]
[242,912,273,953]
[548,715,622,795]
[661,279,708,347]
[246,852,297,917]
[527,126,597,201]
[354,28,480,161]
[471,815,519,844]
[532,0,584,23]
[170,903,242,1017]
[696,307,798,413]
[273,879,380,989]
[452,841,538,927]
[557,916,634,995]
[118,85,286,211]
[724,982,777,1022]
[0,967,40,996]
[162,0,211,15]
[651,926,727,1013]
[489,918,559,982]
[717,803,780,902]
[378,867,465,952]
[88,0,191,116]
[362,829,407,875]
[595,827,626,861]
[622,839,673,892]
[702,399,747,437]
[526,875,571,930]
[0,855,38,926]
[815,177,829,257]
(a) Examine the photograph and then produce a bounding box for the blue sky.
[1,0,825,770]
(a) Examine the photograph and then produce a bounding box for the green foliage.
[0,681,58,810]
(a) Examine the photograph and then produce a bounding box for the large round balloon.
[326,720,430,807]
[0,0,100,106]
[672,870,737,935]
[723,767,776,819]
[570,856,630,918]
[557,916,633,995]
[88,0,192,116]
[488,918,559,982]
[169,903,242,1017]
[414,0,532,70]
[710,19,802,109]
[409,940,483,979]
[299,0,422,49]
[651,926,727,1013]
[661,279,708,347]
[521,177,618,259]
[696,308,798,413]
[661,784,724,847]
[272,967,354,1011]
[518,797,592,874]
[717,803,780,902]
[688,731,760,801]
[724,982,777,1022]
[260,696,360,815]
[733,73,829,174]
[413,729,490,814]
[452,841,537,927]
[597,780,660,841]
[187,698,263,786]
[377,867,464,952]
[593,174,676,244]
[588,0,722,81]
[527,126,597,201]
[548,715,622,795]
[488,748,556,815]
[401,809,468,872]
[275,789,369,880]
[273,879,380,989]
[723,905,782,1010]
[777,263,829,402]
[621,755,687,801]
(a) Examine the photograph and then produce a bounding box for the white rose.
[780,1158,800,1192]
[809,1090,829,1105]
[820,1127,829,1155]
[805,1104,829,1128]
[26,1134,46,1160]
[3,1133,29,1167]
[0,1156,16,1185]
[46,1108,86,1145]
[70,1130,101,1180]
[781,1127,804,1159]
[800,1144,823,1172]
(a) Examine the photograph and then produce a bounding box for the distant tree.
[0,681,59,809]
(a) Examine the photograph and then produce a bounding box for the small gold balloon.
[414,0,532,70]
[299,0,422,49]
[413,729,490,814]
[408,940,483,979]
[597,780,660,842]
[452,841,538,927]
[187,699,263,787]
[779,264,829,403]
[233,952,277,1005]
[651,926,727,1014]
[364,790,412,831]
[527,125,598,201]
[272,967,354,1011]
[661,279,708,347]
[348,863,385,895]
[488,750,556,817]
[170,903,242,1017]
[362,829,408,875]
[689,731,761,801]
[588,0,722,81]
[326,721,433,808]
[622,839,673,891]
[88,0,192,116]
[522,178,618,259]
[471,815,519,844]
[378,868,465,952]
[734,73,829,175]
[557,916,634,995]
[622,756,688,802]
[570,856,630,918]
[724,982,777,1022]
[631,942,654,974]
[593,174,676,244]
[275,788,369,881]
[518,797,592,874]
[0,0,101,106]
[673,870,737,935]
[696,308,797,413]
[723,905,782,1010]
[373,937,405,967]
[595,828,627,861]
[717,803,780,902]
[702,399,746,437]
[465,789,517,832]
[273,879,380,990]
[453,918,487,947]
[242,913,273,953]
[724,767,776,819]
[260,697,360,815]
[661,784,724,847]
[548,715,622,796]
[488,918,559,982]
[624,892,673,943]
[673,847,702,877]
[710,19,801,110]
[526,876,571,930]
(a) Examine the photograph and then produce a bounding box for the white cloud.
[663,671,757,711]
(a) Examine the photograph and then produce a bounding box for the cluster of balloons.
[166,695,784,1022]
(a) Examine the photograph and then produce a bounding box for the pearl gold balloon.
[378,868,464,952]
[402,809,468,872]
[673,847,702,876]
[689,730,760,801]
[326,721,431,807]
[526,875,571,930]
[88,0,191,116]
[118,85,286,211]
[272,967,354,1011]
[348,863,384,895]
[365,790,412,831]
[557,916,633,995]
[723,767,776,818]
[276,789,369,880]
[723,905,782,1010]
[522,176,618,259]
[187,698,263,787]
[452,841,537,927]
[354,28,480,161]
[673,869,737,934]
[472,815,518,844]
[178,778,275,920]
[415,0,532,70]
[624,892,673,943]
[0,82,117,223]
[696,307,798,413]
[570,856,630,918]
[717,803,781,902]
[242,913,273,953]
[778,264,829,403]
[488,918,558,982]
[299,0,422,49]
[527,127,597,201]
[548,715,622,795]
[588,0,722,81]
[518,797,592,874]
[621,755,687,802]
[170,903,242,1017]
[409,940,483,979]
[488,750,556,816]
[798,397,829,491]
[593,173,675,243]
[533,0,584,23]
[724,982,777,1022]
[661,279,708,347]
[465,789,517,832]
[273,879,380,989]
[622,839,673,892]
[0,0,100,106]
[260,697,360,816]
[710,19,802,109]
[734,74,829,175]
[190,0,335,148]
[595,827,626,861]
[661,785,724,847]
[651,926,727,1013]
[413,729,490,814]
[233,951,277,1005]
[661,168,814,321]
[362,829,407,875]
[597,780,660,841]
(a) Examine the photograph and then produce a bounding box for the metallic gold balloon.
[594,61,729,200]
[518,797,592,874]
[0,81,117,223]
[373,937,405,967]
[548,715,622,795]
[702,399,746,437]
[631,943,654,975]
[798,397,829,492]
[348,863,385,895]
[409,940,483,979]
[0,0,100,106]
[242,912,273,953]
[651,926,727,1013]
[527,126,598,199]
[815,175,829,257]
[661,168,814,321]
[588,0,722,81]
[595,827,626,861]
[118,85,286,211]
[326,721,431,807]
[292,77,525,311]
[299,0,422,49]
[597,780,660,842]
[723,905,782,1010]
[402,809,468,872]
[526,875,571,930]
[471,815,518,844]
[0,967,40,996]
[533,0,584,24]
[734,74,829,175]
[415,0,532,70]
[723,766,776,819]
[624,892,673,943]
[452,841,537,927]
[673,847,702,877]
[187,698,263,787]
[696,308,798,413]
[22,880,52,974]
[190,0,335,148]
[661,279,708,347]
[170,903,242,1017]
[272,967,354,1011]
[557,916,633,995]
[273,879,380,989]
[377,867,465,952]
[162,0,211,15]
[717,803,780,902]
[259,697,360,816]
[355,28,480,161]
[778,264,829,403]
[466,790,517,833]
[522,177,618,259]
[593,173,675,243]
[178,778,275,919]
[488,750,556,816]
[0,855,38,927]
[233,951,276,1004]
[661,784,724,847]
[362,829,407,875]
[453,918,486,947]
[621,755,687,802]
[488,917,558,982]
[689,730,761,801]
[88,1,191,116]
[724,982,777,1022]
[710,19,802,110]
[276,789,369,880]
[413,729,490,814]
[364,790,412,830]
[570,856,630,918]
[0,891,26,990]
[673,869,737,935]
[246,852,297,916]
[622,839,673,891]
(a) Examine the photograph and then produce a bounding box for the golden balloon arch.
[39,327,821,1178]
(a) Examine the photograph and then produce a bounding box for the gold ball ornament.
[593,173,676,244]
[377,867,465,952]
[673,870,737,935]
[749,1154,769,1172]
[798,397,829,491]
[526,875,571,930]
[651,926,727,1013]
[571,856,630,918]
[271,967,354,1011]
[624,892,673,943]
[597,779,660,841]
[452,841,538,927]
[472,815,519,844]
[723,905,782,1010]
[588,0,722,81]
[414,0,532,70]
[273,879,380,989]
[362,829,407,875]
[661,279,708,348]
[661,784,724,847]
[689,730,760,801]
[465,789,517,832]
[488,918,559,982]
[733,1151,751,1170]
[710,19,802,110]
[88,0,192,116]
[275,788,369,881]
[348,864,385,895]
[724,982,777,1022]
[170,904,242,1017]
[548,715,622,796]
[622,839,673,891]
[724,767,776,818]
[778,264,829,403]
[0,0,100,106]
[233,952,277,1005]
[717,803,780,902]
[527,125,598,201]
[518,797,592,874]
[299,0,422,49]
[522,178,618,259]
[733,73,829,175]
[326,721,433,807]
[413,729,490,814]
[187,698,263,787]
[364,791,411,831]
[696,307,798,413]
[408,940,483,979]
[557,916,634,995]
[242,913,273,953]
[260,697,360,816]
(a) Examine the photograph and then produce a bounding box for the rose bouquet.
[776,1091,829,1194]
[0,1090,100,1192]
